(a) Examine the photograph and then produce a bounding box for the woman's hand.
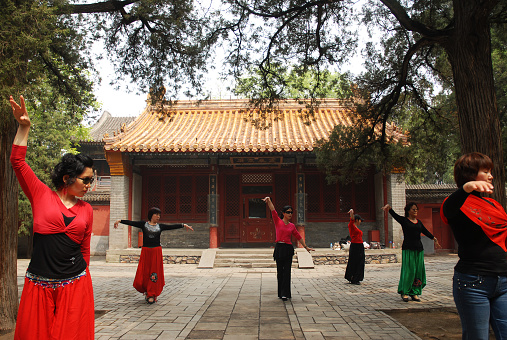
[10,95,30,127]
[381,204,391,212]
[348,208,354,219]
[262,197,271,203]
[113,220,121,229]
[304,246,315,252]
[434,237,442,249]
[463,181,493,194]
[184,224,194,231]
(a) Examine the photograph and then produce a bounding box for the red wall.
[92,205,110,236]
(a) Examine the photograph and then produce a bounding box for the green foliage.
[17,83,93,235]
[0,0,97,235]
[234,66,353,100]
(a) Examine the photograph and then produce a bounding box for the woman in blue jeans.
[441,152,507,339]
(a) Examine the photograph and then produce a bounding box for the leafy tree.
[0,0,96,329]
[233,66,354,127]
[218,0,507,205]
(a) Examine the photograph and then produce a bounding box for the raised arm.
[348,208,354,220]
[262,197,275,211]
[10,95,30,146]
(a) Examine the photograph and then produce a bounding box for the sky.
[91,3,367,121]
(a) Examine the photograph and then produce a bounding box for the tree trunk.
[445,0,505,206]
[0,120,19,331]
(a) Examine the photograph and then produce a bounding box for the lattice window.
[164,195,177,214]
[242,174,272,184]
[163,176,177,215]
[306,174,320,214]
[339,183,352,213]
[147,176,161,209]
[226,175,240,217]
[275,174,291,211]
[355,179,370,213]
[323,181,337,213]
[179,176,192,215]
[195,176,209,214]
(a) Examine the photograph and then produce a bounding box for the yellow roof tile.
[103,99,403,153]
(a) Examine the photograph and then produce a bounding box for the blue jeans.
[453,270,507,339]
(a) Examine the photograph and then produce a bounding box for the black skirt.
[273,242,295,260]
[344,242,365,283]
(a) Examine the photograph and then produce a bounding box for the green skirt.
[398,249,426,296]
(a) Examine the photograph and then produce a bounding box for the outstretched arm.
[11,95,31,146]
[298,238,314,252]
[348,208,354,220]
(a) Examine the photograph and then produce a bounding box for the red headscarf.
[441,194,507,251]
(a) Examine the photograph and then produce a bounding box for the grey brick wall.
[304,222,379,248]
[109,175,130,249]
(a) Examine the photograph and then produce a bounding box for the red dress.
[11,145,94,340]
[119,220,183,300]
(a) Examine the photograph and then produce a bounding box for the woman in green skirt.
[382,203,440,302]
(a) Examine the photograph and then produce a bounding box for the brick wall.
[109,175,130,249]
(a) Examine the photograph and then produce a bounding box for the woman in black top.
[441,152,507,339]
[382,203,440,302]
[114,207,193,304]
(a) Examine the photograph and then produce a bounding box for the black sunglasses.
[77,177,94,185]
[284,211,293,214]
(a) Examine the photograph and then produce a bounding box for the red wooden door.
[432,208,456,251]
[241,195,274,243]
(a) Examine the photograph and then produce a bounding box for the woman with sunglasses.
[382,202,440,302]
[10,95,95,339]
[263,197,314,301]
[114,208,194,304]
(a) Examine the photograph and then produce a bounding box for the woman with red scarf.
[10,95,95,339]
[441,153,507,339]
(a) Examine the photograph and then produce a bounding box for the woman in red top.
[345,209,365,285]
[10,95,95,340]
[263,197,313,301]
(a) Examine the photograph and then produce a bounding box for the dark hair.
[354,214,364,222]
[148,207,162,221]
[454,152,494,187]
[404,202,418,217]
[278,205,293,219]
[51,153,93,190]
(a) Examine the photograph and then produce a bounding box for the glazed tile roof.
[89,111,136,142]
[104,99,405,153]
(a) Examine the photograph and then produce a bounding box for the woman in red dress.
[114,207,193,304]
[10,95,95,340]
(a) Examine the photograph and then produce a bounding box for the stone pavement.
[14,252,458,340]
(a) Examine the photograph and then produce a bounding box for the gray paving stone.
[9,253,459,340]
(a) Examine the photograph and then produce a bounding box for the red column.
[296,226,305,248]
[209,226,218,248]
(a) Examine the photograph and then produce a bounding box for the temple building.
[78,98,452,257]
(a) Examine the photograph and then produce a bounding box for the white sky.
[91,2,367,121]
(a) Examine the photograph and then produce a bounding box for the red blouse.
[348,219,363,244]
[272,210,302,244]
[10,145,93,266]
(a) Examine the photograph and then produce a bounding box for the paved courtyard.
[13,253,457,339]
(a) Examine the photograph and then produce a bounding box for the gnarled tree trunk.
[0,120,19,330]
[445,0,505,206]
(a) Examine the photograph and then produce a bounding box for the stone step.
[213,251,297,268]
